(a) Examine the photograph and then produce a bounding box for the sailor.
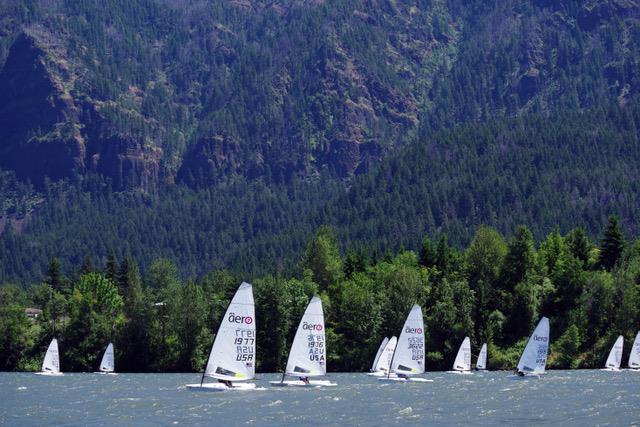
[299,376,310,385]
[218,379,233,387]
[397,373,409,380]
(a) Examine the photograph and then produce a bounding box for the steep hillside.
[0,0,460,186]
[1,101,639,282]
[1,0,639,282]
[0,0,638,188]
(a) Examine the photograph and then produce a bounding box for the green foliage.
[1,219,640,372]
[598,215,626,271]
[63,273,122,371]
[550,325,583,369]
[0,286,32,370]
[301,226,343,291]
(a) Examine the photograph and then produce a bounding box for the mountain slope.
[0,0,638,187]
[1,101,638,282]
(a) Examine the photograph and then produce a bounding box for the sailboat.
[510,316,550,379]
[367,336,397,377]
[446,336,472,374]
[475,343,487,371]
[628,331,640,370]
[270,296,336,387]
[186,282,257,391]
[601,335,623,371]
[96,343,117,375]
[370,337,388,372]
[379,304,431,382]
[35,338,63,376]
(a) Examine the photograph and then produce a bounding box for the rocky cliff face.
[0,28,164,189]
[0,29,85,183]
[0,0,637,189]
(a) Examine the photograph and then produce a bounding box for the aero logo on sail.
[302,322,323,331]
[405,327,423,334]
[533,335,547,342]
[228,313,253,324]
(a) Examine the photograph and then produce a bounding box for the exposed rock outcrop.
[0,29,84,183]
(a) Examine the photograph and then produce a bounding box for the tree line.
[1,217,638,373]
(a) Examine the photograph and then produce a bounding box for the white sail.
[371,337,389,371]
[285,296,326,377]
[604,335,623,369]
[516,317,550,375]
[203,282,255,381]
[99,343,115,373]
[629,331,640,369]
[452,337,471,371]
[476,343,487,370]
[377,336,397,372]
[390,304,425,376]
[41,338,60,374]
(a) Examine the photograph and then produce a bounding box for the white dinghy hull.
[187,382,258,391]
[34,371,64,376]
[445,370,472,375]
[366,371,395,377]
[378,376,433,383]
[94,371,118,375]
[269,380,337,387]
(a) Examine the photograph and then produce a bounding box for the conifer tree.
[598,215,625,271]
[105,250,118,282]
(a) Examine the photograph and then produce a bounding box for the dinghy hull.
[366,371,395,377]
[186,382,257,391]
[269,380,337,387]
[34,372,64,376]
[378,377,433,383]
[445,370,472,375]
[94,372,118,375]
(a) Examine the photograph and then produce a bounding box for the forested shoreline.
[1,216,638,373]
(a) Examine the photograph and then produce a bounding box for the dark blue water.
[1,371,639,426]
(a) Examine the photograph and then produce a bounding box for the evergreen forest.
[1,219,638,373]
[1,0,639,373]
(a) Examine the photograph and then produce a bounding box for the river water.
[1,370,639,426]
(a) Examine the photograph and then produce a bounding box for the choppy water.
[1,371,639,426]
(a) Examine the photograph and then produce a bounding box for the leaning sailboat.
[96,342,116,375]
[379,304,431,382]
[601,335,623,371]
[370,337,388,372]
[446,336,472,374]
[628,331,640,370]
[475,343,487,371]
[367,336,397,377]
[270,296,336,387]
[511,317,550,378]
[35,338,63,376]
[186,282,257,391]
